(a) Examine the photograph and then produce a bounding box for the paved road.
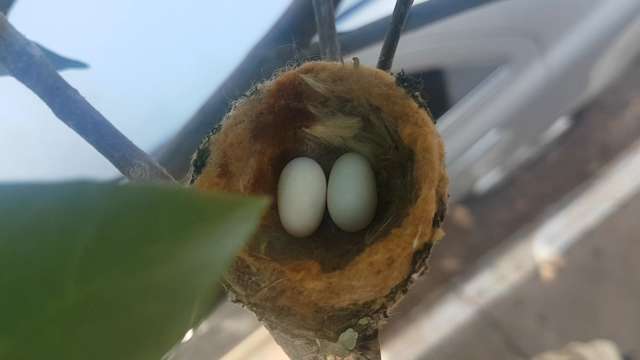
[424,190,640,359]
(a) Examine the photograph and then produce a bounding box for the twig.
[312,0,341,61]
[377,0,414,71]
[335,0,372,23]
[0,0,15,15]
[156,0,342,179]
[0,13,175,183]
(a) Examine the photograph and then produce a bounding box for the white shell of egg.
[277,157,327,237]
[327,152,377,232]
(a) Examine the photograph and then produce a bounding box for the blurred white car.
[337,0,640,199]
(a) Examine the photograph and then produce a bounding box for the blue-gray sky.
[0,0,402,181]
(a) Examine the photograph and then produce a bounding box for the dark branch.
[156,0,342,179]
[0,13,175,183]
[312,0,341,61]
[35,43,88,71]
[0,43,88,77]
[0,0,15,15]
[377,0,414,71]
[339,0,501,55]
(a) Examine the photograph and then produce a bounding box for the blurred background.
[2,0,640,359]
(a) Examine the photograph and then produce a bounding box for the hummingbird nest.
[190,61,448,359]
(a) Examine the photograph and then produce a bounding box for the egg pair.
[277,152,377,238]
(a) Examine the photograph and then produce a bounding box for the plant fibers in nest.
[191,61,448,359]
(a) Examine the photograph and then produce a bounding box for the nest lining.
[252,81,417,272]
[192,61,448,335]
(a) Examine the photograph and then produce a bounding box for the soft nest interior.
[247,73,418,272]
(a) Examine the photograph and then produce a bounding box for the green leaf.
[0,182,268,360]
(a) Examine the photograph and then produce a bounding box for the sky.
[0,0,403,182]
[0,0,292,181]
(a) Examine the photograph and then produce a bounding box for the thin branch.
[157,0,495,180]
[312,0,341,61]
[0,13,175,183]
[377,0,414,71]
[156,0,342,179]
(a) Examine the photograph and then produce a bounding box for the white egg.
[327,152,377,232]
[277,157,327,237]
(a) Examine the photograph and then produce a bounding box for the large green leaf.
[0,182,267,360]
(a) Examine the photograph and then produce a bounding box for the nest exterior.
[191,61,448,356]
